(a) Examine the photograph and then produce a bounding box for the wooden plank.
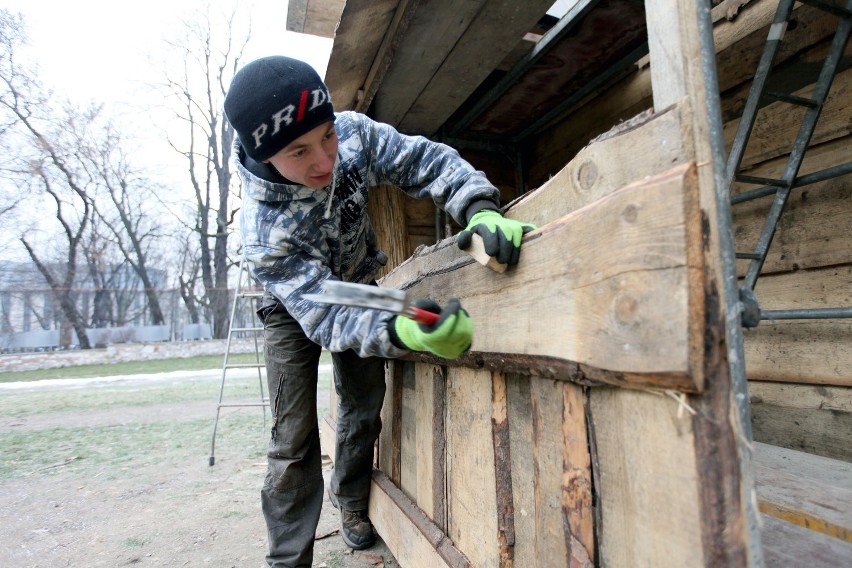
[718,6,849,123]
[749,381,852,461]
[742,265,852,386]
[446,367,500,567]
[761,514,852,568]
[529,377,594,567]
[374,0,488,126]
[731,139,852,277]
[414,363,445,525]
[744,320,852,387]
[506,375,536,566]
[753,442,852,541]
[645,0,757,565]
[369,469,471,568]
[379,360,404,481]
[506,376,594,567]
[724,66,852,171]
[287,0,346,38]
[399,0,556,135]
[491,372,514,567]
[589,387,705,567]
[325,0,401,110]
[369,184,413,278]
[400,362,417,500]
[354,0,420,114]
[507,104,688,227]
[382,163,705,392]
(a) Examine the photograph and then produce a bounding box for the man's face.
[264,121,338,189]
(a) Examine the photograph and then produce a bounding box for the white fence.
[0,323,213,352]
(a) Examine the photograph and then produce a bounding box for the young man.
[224,55,533,567]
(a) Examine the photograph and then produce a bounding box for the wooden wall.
[346,1,851,565]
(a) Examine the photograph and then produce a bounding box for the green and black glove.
[456,209,536,266]
[389,299,473,359]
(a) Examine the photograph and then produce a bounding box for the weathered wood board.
[749,381,852,461]
[589,387,704,567]
[382,163,705,392]
[445,367,501,567]
[761,514,852,568]
[754,442,852,541]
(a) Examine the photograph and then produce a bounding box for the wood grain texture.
[761,514,852,568]
[590,387,704,567]
[446,368,500,566]
[445,367,500,567]
[399,0,556,135]
[723,67,852,171]
[754,442,852,541]
[383,163,705,391]
[415,363,444,525]
[507,105,688,227]
[369,469,472,568]
[749,381,852,461]
[379,361,404,482]
[369,184,413,279]
[374,0,487,126]
[325,0,400,110]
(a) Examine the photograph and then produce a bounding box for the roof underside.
[318,0,652,145]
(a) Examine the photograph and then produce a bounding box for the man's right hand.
[389,299,473,359]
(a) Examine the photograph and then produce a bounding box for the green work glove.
[389,299,473,359]
[456,209,536,265]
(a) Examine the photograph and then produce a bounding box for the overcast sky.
[2,0,332,104]
[0,0,333,260]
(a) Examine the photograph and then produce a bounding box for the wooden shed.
[290,0,851,565]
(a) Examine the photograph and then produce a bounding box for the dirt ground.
[0,374,399,568]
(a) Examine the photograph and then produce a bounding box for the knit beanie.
[224,56,335,162]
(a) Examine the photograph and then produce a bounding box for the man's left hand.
[456,210,536,265]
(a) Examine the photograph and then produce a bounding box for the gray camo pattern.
[237,111,498,358]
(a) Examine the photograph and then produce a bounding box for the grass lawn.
[0,351,333,383]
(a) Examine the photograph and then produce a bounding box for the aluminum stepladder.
[208,257,269,466]
[725,0,852,327]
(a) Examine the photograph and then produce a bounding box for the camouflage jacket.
[237,111,499,358]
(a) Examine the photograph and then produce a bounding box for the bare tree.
[81,121,168,325]
[0,10,95,348]
[157,4,251,339]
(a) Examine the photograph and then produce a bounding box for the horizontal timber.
[381,162,706,392]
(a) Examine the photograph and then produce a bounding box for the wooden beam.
[507,105,688,227]
[325,0,400,110]
[491,372,514,566]
[374,0,489,126]
[761,514,852,567]
[398,0,556,134]
[446,367,501,567]
[382,163,705,392]
[369,469,472,568]
[645,0,758,565]
[723,67,852,171]
[589,387,705,566]
[743,266,852,386]
[369,184,413,278]
[753,442,852,541]
[731,136,852,277]
[354,0,420,114]
[749,382,852,461]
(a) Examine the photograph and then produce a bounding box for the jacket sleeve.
[246,241,407,359]
[348,112,501,225]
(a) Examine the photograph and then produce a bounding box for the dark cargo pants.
[257,293,386,567]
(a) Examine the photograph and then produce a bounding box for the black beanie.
[224,56,335,162]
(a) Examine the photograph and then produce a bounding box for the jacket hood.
[235,140,327,204]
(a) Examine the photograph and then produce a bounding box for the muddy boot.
[329,492,376,550]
